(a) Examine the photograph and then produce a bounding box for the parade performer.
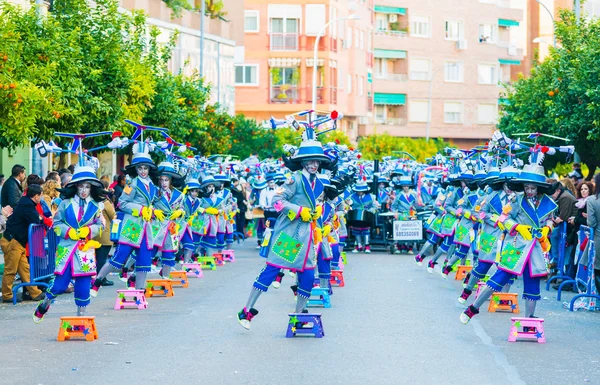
[376,176,391,210]
[420,176,440,207]
[92,144,159,295]
[457,165,518,303]
[199,175,222,257]
[249,175,267,249]
[153,161,185,278]
[461,158,557,324]
[260,173,280,229]
[237,112,338,330]
[390,175,418,254]
[180,178,205,263]
[316,174,338,289]
[215,174,235,252]
[348,181,378,254]
[34,165,106,322]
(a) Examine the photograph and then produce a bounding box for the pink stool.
[114,289,147,310]
[508,317,546,343]
[222,250,235,262]
[181,263,204,278]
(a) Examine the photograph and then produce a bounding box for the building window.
[410,16,430,38]
[444,102,462,123]
[410,58,430,81]
[376,14,387,30]
[375,105,386,122]
[346,26,353,49]
[235,64,259,85]
[478,24,496,43]
[444,61,464,82]
[477,103,497,124]
[478,64,497,84]
[359,30,365,50]
[409,100,429,122]
[270,18,299,50]
[355,28,360,48]
[338,68,344,90]
[358,76,364,96]
[375,58,386,75]
[347,74,352,94]
[445,20,462,40]
[244,11,259,32]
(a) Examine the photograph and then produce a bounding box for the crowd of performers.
[27,114,583,337]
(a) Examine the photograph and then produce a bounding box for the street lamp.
[311,14,360,120]
[536,0,557,48]
[425,63,458,142]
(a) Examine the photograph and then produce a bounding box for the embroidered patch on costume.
[455,224,469,241]
[499,243,521,270]
[121,218,141,244]
[123,185,132,194]
[479,232,496,254]
[272,232,303,264]
[56,245,69,265]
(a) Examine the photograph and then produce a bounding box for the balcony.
[269,85,299,104]
[307,86,325,104]
[374,118,408,126]
[374,29,407,38]
[374,73,408,82]
[269,33,299,51]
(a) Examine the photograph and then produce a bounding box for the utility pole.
[575,0,581,24]
[199,0,205,77]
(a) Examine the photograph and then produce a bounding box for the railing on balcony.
[374,73,408,82]
[269,85,299,104]
[374,118,408,126]
[330,87,338,105]
[306,86,325,104]
[366,52,373,67]
[269,33,299,51]
[374,29,408,38]
[330,37,338,52]
[367,96,373,112]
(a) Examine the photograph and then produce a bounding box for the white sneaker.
[407,250,414,255]
[272,281,281,289]
[238,318,251,330]
[459,313,471,324]
[364,247,371,254]
[394,249,401,255]
[457,296,467,305]
[352,248,359,254]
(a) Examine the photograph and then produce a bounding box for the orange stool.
[169,271,189,288]
[57,316,98,342]
[146,279,175,298]
[454,265,473,281]
[488,292,519,313]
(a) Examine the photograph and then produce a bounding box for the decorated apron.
[151,188,184,252]
[117,177,158,248]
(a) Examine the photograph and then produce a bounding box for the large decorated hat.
[352,181,370,193]
[250,174,267,190]
[318,174,333,189]
[158,161,182,180]
[66,165,102,188]
[292,139,331,164]
[185,178,201,190]
[214,173,231,188]
[200,175,218,189]
[397,175,414,187]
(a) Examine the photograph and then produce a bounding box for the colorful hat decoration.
[185,178,201,190]
[66,165,102,188]
[352,181,370,192]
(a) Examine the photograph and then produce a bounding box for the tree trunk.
[587,163,596,181]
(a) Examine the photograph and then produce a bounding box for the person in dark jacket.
[1,184,44,303]
[0,164,26,209]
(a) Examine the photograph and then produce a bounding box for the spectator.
[42,178,61,216]
[548,180,578,284]
[231,176,248,237]
[569,163,584,184]
[585,173,600,293]
[1,184,45,303]
[1,164,26,209]
[560,177,577,197]
[60,172,72,188]
[242,152,260,168]
[93,180,115,286]
[67,164,75,174]
[109,174,118,190]
[45,171,61,184]
[565,181,595,280]
[112,174,126,206]
[0,205,13,234]
[25,175,52,220]
[57,168,70,176]
[0,174,5,197]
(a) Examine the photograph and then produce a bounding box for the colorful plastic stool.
[455,265,473,281]
[146,279,175,298]
[181,263,204,278]
[196,256,217,270]
[114,289,147,310]
[57,316,98,342]
[212,253,225,266]
[330,270,345,287]
[222,249,235,262]
[169,271,189,288]
[286,313,325,338]
[488,293,519,313]
[341,252,347,264]
[508,317,545,343]
[307,287,331,308]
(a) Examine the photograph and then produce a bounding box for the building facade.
[235,0,374,141]
[364,0,525,149]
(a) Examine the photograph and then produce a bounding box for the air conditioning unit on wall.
[388,14,398,22]
[456,40,468,50]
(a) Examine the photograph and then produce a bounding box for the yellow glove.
[463,210,472,220]
[154,209,166,221]
[312,205,323,221]
[80,240,101,252]
[187,214,196,226]
[77,226,90,239]
[68,228,79,240]
[229,212,236,220]
[497,221,506,231]
[206,207,219,215]
[198,208,205,214]
[323,224,332,237]
[300,207,312,222]
[169,209,185,220]
[515,224,532,241]
[313,227,323,244]
[142,206,153,221]
[540,226,551,239]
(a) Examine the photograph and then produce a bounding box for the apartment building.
[362,0,525,149]
[235,0,373,141]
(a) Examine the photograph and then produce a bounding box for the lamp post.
[425,63,458,142]
[311,14,360,120]
[536,0,556,48]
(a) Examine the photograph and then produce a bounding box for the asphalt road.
[0,242,598,385]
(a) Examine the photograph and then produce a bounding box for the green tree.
[499,10,600,178]
[229,115,278,159]
[358,133,447,162]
